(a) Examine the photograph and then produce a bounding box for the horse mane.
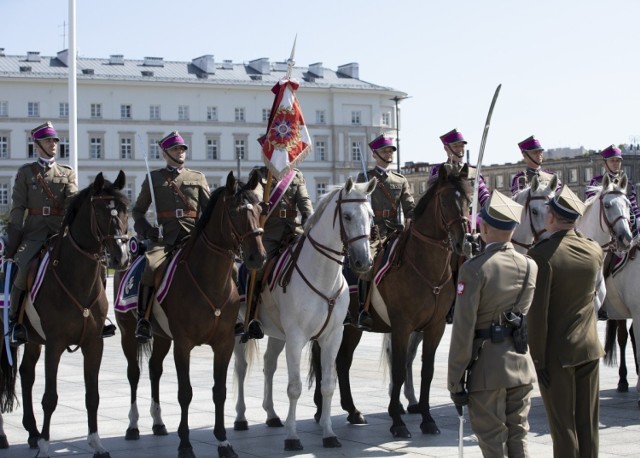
[413,173,472,219]
[62,178,129,229]
[303,187,341,234]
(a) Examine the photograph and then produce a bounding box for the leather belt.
[29,206,64,216]
[157,209,198,219]
[475,326,514,339]
[373,209,397,218]
[277,209,298,218]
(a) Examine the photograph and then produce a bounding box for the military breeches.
[468,384,534,458]
[13,240,45,290]
[141,244,171,287]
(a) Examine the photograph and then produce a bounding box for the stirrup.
[234,322,245,337]
[9,322,28,346]
[135,318,153,342]
[357,310,373,331]
[101,323,117,338]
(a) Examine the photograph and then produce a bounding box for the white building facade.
[0,49,407,215]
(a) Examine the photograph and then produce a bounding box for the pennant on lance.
[261,78,312,179]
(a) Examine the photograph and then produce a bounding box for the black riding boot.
[8,287,28,345]
[357,279,373,331]
[242,281,264,342]
[135,285,154,343]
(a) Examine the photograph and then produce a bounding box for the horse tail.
[137,340,153,371]
[233,339,257,397]
[0,345,19,413]
[306,341,320,390]
[603,319,619,367]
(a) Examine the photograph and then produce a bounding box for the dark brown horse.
[312,165,471,438]
[116,172,265,458]
[0,171,129,457]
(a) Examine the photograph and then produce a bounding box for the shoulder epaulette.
[57,163,73,170]
[390,170,405,178]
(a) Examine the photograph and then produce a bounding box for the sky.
[3,0,640,167]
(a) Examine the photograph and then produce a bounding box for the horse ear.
[620,174,628,190]
[459,163,469,180]
[530,175,540,191]
[602,173,611,188]
[548,174,558,192]
[247,168,260,190]
[366,177,377,194]
[438,164,449,182]
[93,172,105,193]
[225,171,237,192]
[345,176,354,193]
[114,170,126,190]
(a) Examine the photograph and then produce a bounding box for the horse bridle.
[598,190,630,251]
[511,191,547,250]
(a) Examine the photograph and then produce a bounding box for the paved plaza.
[1,275,640,457]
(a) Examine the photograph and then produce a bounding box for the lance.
[3,259,14,366]
[456,404,464,457]
[138,134,163,243]
[470,84,501,232]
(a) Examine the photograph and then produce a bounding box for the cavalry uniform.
[527,186,604,457]
[448,190,537,457]
[511,135,562,197]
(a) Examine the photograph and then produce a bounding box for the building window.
[149,105,161,120]
[28,102,40,117]
[316,182,327,200]
[149,136,161,159]
[209,181,219,191]
[555,170,563,182]
[206,138,219,160]
[28,137,36,158]
[0,182,8,206]
[495,175,504,189]
[0,101,7,117]
[584,168,593,182]
[569,168,578,183]
[207,106,218,121]
[316,110,326,124]
[90,136,103,159]
[58,136,69,159]
[351,141,363,161]
[382,112,391,126]
[178,105,190,121]
[0,135,9,159]
[315,140,327,161]
[351,111,361,125]
[123,182,135,204]
[234,138,246,160]
[624,166,632,177]
[419,182,427,194]
[90,103,102,118]
[120,104,132,119]
[235,107,245,122]
[120,137,133,159]
[262,108,271,123]
[59,102,69,118]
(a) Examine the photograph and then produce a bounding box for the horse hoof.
[93,452,111,458]
[314,411,321,423]
[28,435,39,449]
[152,424,168,436]
[390,425,411,438]
[234,420,249,431]
[218,444,238,458]
[347,411,367,425]
[284,439,303,451]
[618,381,629,393]
[0,435,8,449]
[266,417,284,427]
[323,436,342,448]
[125,428,140,440]
[407,404,421,414]
[420,421,441,435]
[178,446,196,458]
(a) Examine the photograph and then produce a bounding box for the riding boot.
[357,279,373,331]
[445,303,455,324]
[244,280,264,341]
[8,287,28,345]
[135,285,154,343]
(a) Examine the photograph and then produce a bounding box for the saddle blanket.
[342,237,399,293]
[29,251,50,304]
[236,247,294,303]
[155,248,183,304]
[114,255,146,313]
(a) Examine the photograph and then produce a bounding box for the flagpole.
[68,0,78,175]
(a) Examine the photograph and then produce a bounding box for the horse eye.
[344,214,352,222]
[604,202,611,209]
[532,209,538,215]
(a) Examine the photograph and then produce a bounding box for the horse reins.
[511,191,547,250]
[598,190,631,251]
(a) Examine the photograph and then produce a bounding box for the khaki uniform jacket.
[356,168,415,238]
[527,230,605,370]
[133,167,210,247]
[10,161,77,269]
[448,242,537,394]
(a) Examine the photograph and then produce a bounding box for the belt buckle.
[279,209,287,218]
[176,209,184,218]
[42,206,51,216]
[382,209,390,218]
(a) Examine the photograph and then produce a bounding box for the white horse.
[234,177,376,451]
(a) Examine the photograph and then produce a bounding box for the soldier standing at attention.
[511,135,562,197]
[5,121,78,345]
[527,185,604,457]
[355,133,415,330]
[132,131,210,342]
[448,190,537,457]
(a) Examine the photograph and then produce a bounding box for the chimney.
[337,62,359,79]
[143,56,164,67]
[109,54,124,65]
[192,55,215,74]
[57,49,69,66]
[248,57,270,75]
[221,59,233,70]
[26,51,41,62]
[308,62,324,78]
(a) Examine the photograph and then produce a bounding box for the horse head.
[339,176,376,274]
[511,174,557,252]
[579,174,633,252]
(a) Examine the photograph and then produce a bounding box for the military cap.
[480,189,523,230]
[547,185,585,221]
[31,121,59,142]
[159,131,188,151]
[601,144,622,160]
[440,128,467,145]
[369,134,396,152]
[518,135,544,153]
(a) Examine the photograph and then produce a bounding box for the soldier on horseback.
[133,131,210,342]
[5,122,78,345]
[511,135,563,197]
[355,134,415,331]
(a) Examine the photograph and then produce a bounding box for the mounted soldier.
[5,121,78,345]
[511,135,562,197]
[132,131,210,342]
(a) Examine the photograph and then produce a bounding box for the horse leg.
[212,338,238,458]
[283,336,304,451]
[19,343,42,448]
[317,328,342,448]
[149,336,171,436]
[233,338,249,431]
[37,342,65,457]
[617,320,630,392]
[404,331,423,413]
[418,322,447,435]
[118,312,142,440]
[334,325,366,424]
[174,343,196,458]
[630,322,638,375]
[263,337,285,427]
[388,330,411,438]
[82,338,110,458]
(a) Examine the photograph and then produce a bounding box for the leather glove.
[536,368,551,389]
[4,223,23,259]
[146,226,161,243]
[450,390,469,407]
[463,233,481,258]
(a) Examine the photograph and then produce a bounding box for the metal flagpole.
[68,0,78,174]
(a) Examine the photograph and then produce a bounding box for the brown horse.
[312,165,471,438]
[116,171,265,458]
[0,171,129,457]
